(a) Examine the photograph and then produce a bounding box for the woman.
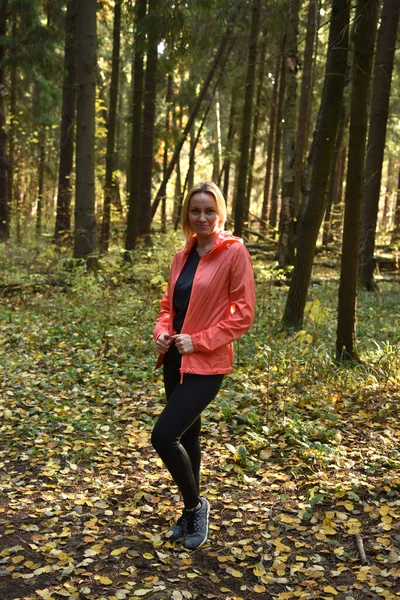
[152,181,255,550]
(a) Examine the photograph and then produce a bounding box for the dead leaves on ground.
[0,278,399,599]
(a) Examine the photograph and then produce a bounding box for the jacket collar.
[184,230,242,254]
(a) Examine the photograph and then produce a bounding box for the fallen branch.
[355,533,368,564]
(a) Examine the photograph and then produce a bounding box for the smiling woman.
[151,181,255,550]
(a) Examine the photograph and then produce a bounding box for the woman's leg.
[152,370,223,509]
[162,345,203,495]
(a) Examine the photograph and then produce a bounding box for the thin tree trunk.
[161,74,173,233]
[233,0,261,237]
[54,0,77,243]
[246,34,267,220]
[0,0,8,243]
[74,0,97,264]
[138,0,158,242]
[220,90,238,204]
[282,0,350,330]
[100,0,121,253]
[211,97,222,184]
[359,0,400,290]
[7,3,16,236]
[269,50,286,236]
[151,6,240,220]
[293,0,317,219]
[36,131,46,236]
[392,163,400,242]
[381,156,393,229]
[125,0,146,254]
[261,49,281,233]
[277,0,300,267]
[322,83,349,246]
[336,0,379,360]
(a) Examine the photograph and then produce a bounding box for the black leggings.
[151,344,223,509]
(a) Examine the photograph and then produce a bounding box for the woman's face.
[188,192,219,239]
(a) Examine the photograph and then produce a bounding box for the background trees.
[0,0,398,361]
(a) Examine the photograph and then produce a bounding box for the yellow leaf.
[253,565,266,577]
[110,547,128,556]
[227,567,243,578]
[133,591,151,597]
[12,555,24,564]
[253,585,266,593]
[334,547,345,556]
[142,553,154,560]
[99,577,112,585]
[35,591,54,600]
[379,505,390,516]
[324,586,338,595]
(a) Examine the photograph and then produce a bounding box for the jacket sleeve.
[153,283,171,342]
[190,245,255,352]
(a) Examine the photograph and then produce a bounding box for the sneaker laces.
[185,506,200,535]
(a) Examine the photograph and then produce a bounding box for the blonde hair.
[181,181,227,242]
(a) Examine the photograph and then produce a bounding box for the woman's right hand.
[155,332,171,354]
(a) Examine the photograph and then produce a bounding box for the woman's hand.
[171,334,194,354]
[155,333,171,354]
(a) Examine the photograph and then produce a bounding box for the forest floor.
[0,236,399,600]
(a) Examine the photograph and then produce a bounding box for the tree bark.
[261,50,281,233]
[269,50,286,236]
[220,90,238,204]
[282,0,350,329]
[392,163,400,242]
[36,131,46,236]
[74,0,97,263]
[7,2,16,236]
[233,0,261,237]
[322,84,349,246]
[359,0,400,290]
[138,0,158,242]
[277,0,300,267]
[125,0,146,254]
[246,34,267,220]
[0,0,9,243]
[336,0,379,360]
[293,0,317,219]
[151,5,240,220]
[54,0,77,243]
[100,0,121,253]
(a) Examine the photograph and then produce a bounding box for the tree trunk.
[161,74,173,233]
[7,2,16,237]
[125,0,146,254]
[100,0,121,253]
[36,130,46,236]
[277,0,300,267]
[282,0,350,329]
[392,163,400,242]
[54,0,77,243]
[233,0,261,237]
[336,0,379,360]
[0,0,9,243]
[246,34,267,220]
[261,50,281,233]
[293,0,317,219]
[138,0,158,242]
[220,90,238,204]
[381,156,393,230]
[322,84,349,246]
[269,50,286,236]
[359,0,400,290]
[74,0,97,264]
[151,5,240,220]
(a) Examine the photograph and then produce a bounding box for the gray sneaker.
[183,497,210,550]
[166,510,185,541]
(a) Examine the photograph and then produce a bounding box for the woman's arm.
[190,245,255,352]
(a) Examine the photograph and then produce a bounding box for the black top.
[173,244,201,333]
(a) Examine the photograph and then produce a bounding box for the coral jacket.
[154,230,256,377]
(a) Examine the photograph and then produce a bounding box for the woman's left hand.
[171,334,194,354]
